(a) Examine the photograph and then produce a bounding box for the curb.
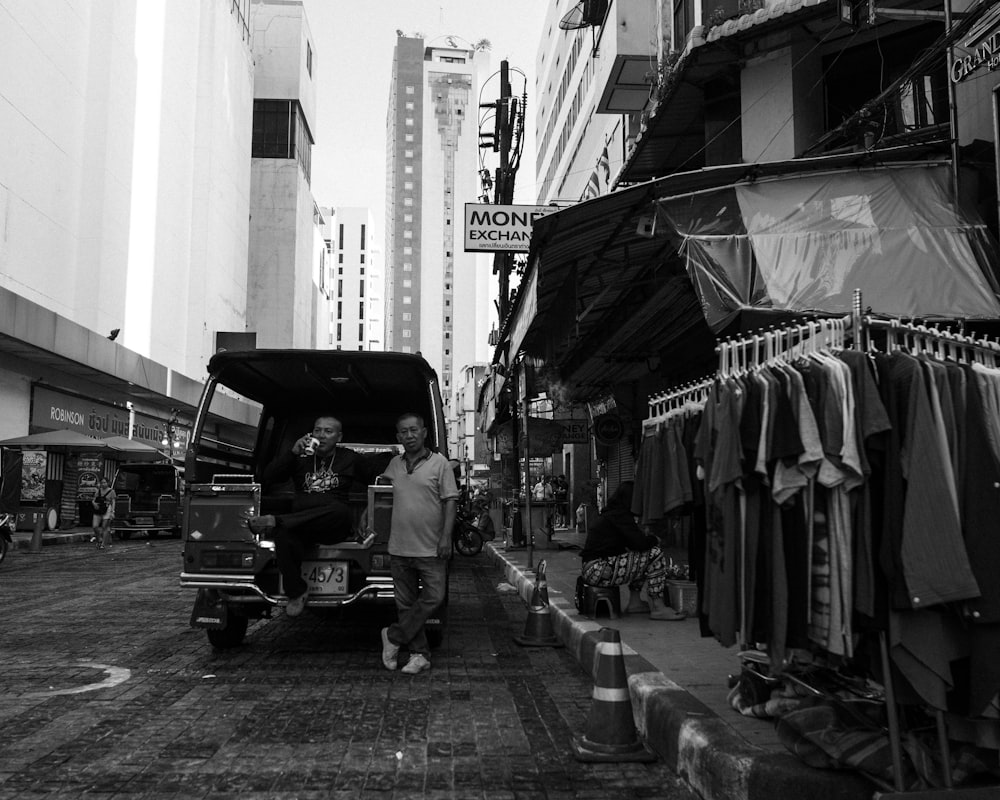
[487,544,871,800]
[12,531,95,550]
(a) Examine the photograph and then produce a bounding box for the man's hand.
[291,434,311,456]
[437,537,453,560]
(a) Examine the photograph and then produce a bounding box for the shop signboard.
[21,450,46,501]
[557,417,590,444]
[77,454,102,498]
[30,386,189,451]
[463,204,558,253]
[951,4,1000,83]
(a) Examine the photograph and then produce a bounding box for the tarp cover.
[657,165,1000,331]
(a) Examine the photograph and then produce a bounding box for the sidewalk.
[487,527,872,800]
[19,524,873,799]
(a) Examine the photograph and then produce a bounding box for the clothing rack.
[862,315,1000,367]
[715,315,850,377]
[645,377,714,425]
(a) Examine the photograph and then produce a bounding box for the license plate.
[301,560,349,595]
[134,517,154,526]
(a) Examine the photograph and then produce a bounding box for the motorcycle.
[452,503,484,557]
[0,512,14,566]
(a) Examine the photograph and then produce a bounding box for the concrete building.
[248,1,329,349]
[383,34,495,430]
[321,207,384,351]
[0,0,326,527]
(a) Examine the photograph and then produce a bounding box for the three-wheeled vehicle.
[178,349,451,649]
[112,463,183,539]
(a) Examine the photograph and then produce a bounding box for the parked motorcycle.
[0,512,14,566]
[453,503,484,557]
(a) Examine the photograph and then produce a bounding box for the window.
[405,118,414,126]
[338,224,344,250]
[306,41,313,76]
[360,254,365,264]
[359,302,364,317]
[338,253,343,263]
[337,279,343,297]
[403,262,412,271]
[359,280,364,297]
[404,181,413,190]
[402,330,411,338]
[403,246,412,255]
[404,165,413,174]
[403,279,412,288]
[403,312,411,321]
[403,230,412,239]
[405,85,415,94]
[402,345,412,353]
[404,197,413,206]
[405,101,415,110]
[336,323,342,340]
[405,133,414,142]
[251,100,312,182]
[360,224,366,250]
[404,213,413,222]
[404,150,413,158]
[337,301,342,317]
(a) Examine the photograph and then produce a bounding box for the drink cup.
[303,436,320,456]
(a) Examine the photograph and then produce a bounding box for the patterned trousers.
[582,546,669,597]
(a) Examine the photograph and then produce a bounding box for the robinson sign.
[463,204,558,253]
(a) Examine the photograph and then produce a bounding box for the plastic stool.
[578,581,621,619]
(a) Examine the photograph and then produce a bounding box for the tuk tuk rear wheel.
[207,614,248,649]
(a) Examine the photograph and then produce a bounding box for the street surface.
[0,541,697,799]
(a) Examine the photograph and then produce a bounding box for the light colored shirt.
[382,450,459,557]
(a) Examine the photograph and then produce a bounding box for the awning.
[506,148,1000,402]
[0,430,108,453]
[103,436,166,462]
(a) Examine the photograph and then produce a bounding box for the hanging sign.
[21,451,47,501]
[463,204,558,252]
[951,4,1000,83]
[593,414,624,445]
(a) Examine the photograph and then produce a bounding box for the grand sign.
[463,204,558,253]
[952,4,1000,83]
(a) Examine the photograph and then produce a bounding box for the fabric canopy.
[657,165,1000,331]
[103,436,165,462]
[0,430,108,452]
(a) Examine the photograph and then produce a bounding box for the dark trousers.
[274,502,352,598]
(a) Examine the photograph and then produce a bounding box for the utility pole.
[493,60,516,323]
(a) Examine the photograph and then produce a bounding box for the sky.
[301,0,548,229]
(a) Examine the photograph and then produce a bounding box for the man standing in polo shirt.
[379,412,458,674]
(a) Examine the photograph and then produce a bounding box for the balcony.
[594,0,661,114]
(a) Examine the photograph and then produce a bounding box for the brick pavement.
[0,536,699,799]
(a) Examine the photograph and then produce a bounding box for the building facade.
[321,207,384,351]
[248,1,330,349]
[0,0,326,526]
[383,35,495,428]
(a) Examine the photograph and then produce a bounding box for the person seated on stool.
[247,415,373,617]
[579,480,686,621]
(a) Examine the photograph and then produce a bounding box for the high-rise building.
[321,207,384,351]
[383,34,495,417]
[248,1,329,349]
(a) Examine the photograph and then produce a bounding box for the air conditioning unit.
[582,0,609,26]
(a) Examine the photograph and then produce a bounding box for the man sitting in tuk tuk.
[247,415,374,617]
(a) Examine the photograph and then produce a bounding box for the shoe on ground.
[286,592,308,617]
[380,627,399,670]
[401,653,430,674]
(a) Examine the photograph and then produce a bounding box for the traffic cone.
[514,559,563,648]
[572,627,656,762]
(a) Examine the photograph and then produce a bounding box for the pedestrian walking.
[91,477,116,550]
[379,412,459,674]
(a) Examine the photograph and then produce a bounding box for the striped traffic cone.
[514,559,563,648]
[572,627,656,762]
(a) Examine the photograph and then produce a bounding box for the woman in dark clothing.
[580,481,686,620]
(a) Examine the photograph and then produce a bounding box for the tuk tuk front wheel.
[207,614,248,649]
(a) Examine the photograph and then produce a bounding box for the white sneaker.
[401,653,430,674]
[380,627,399,670]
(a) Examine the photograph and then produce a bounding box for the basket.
[666,579,698,615]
